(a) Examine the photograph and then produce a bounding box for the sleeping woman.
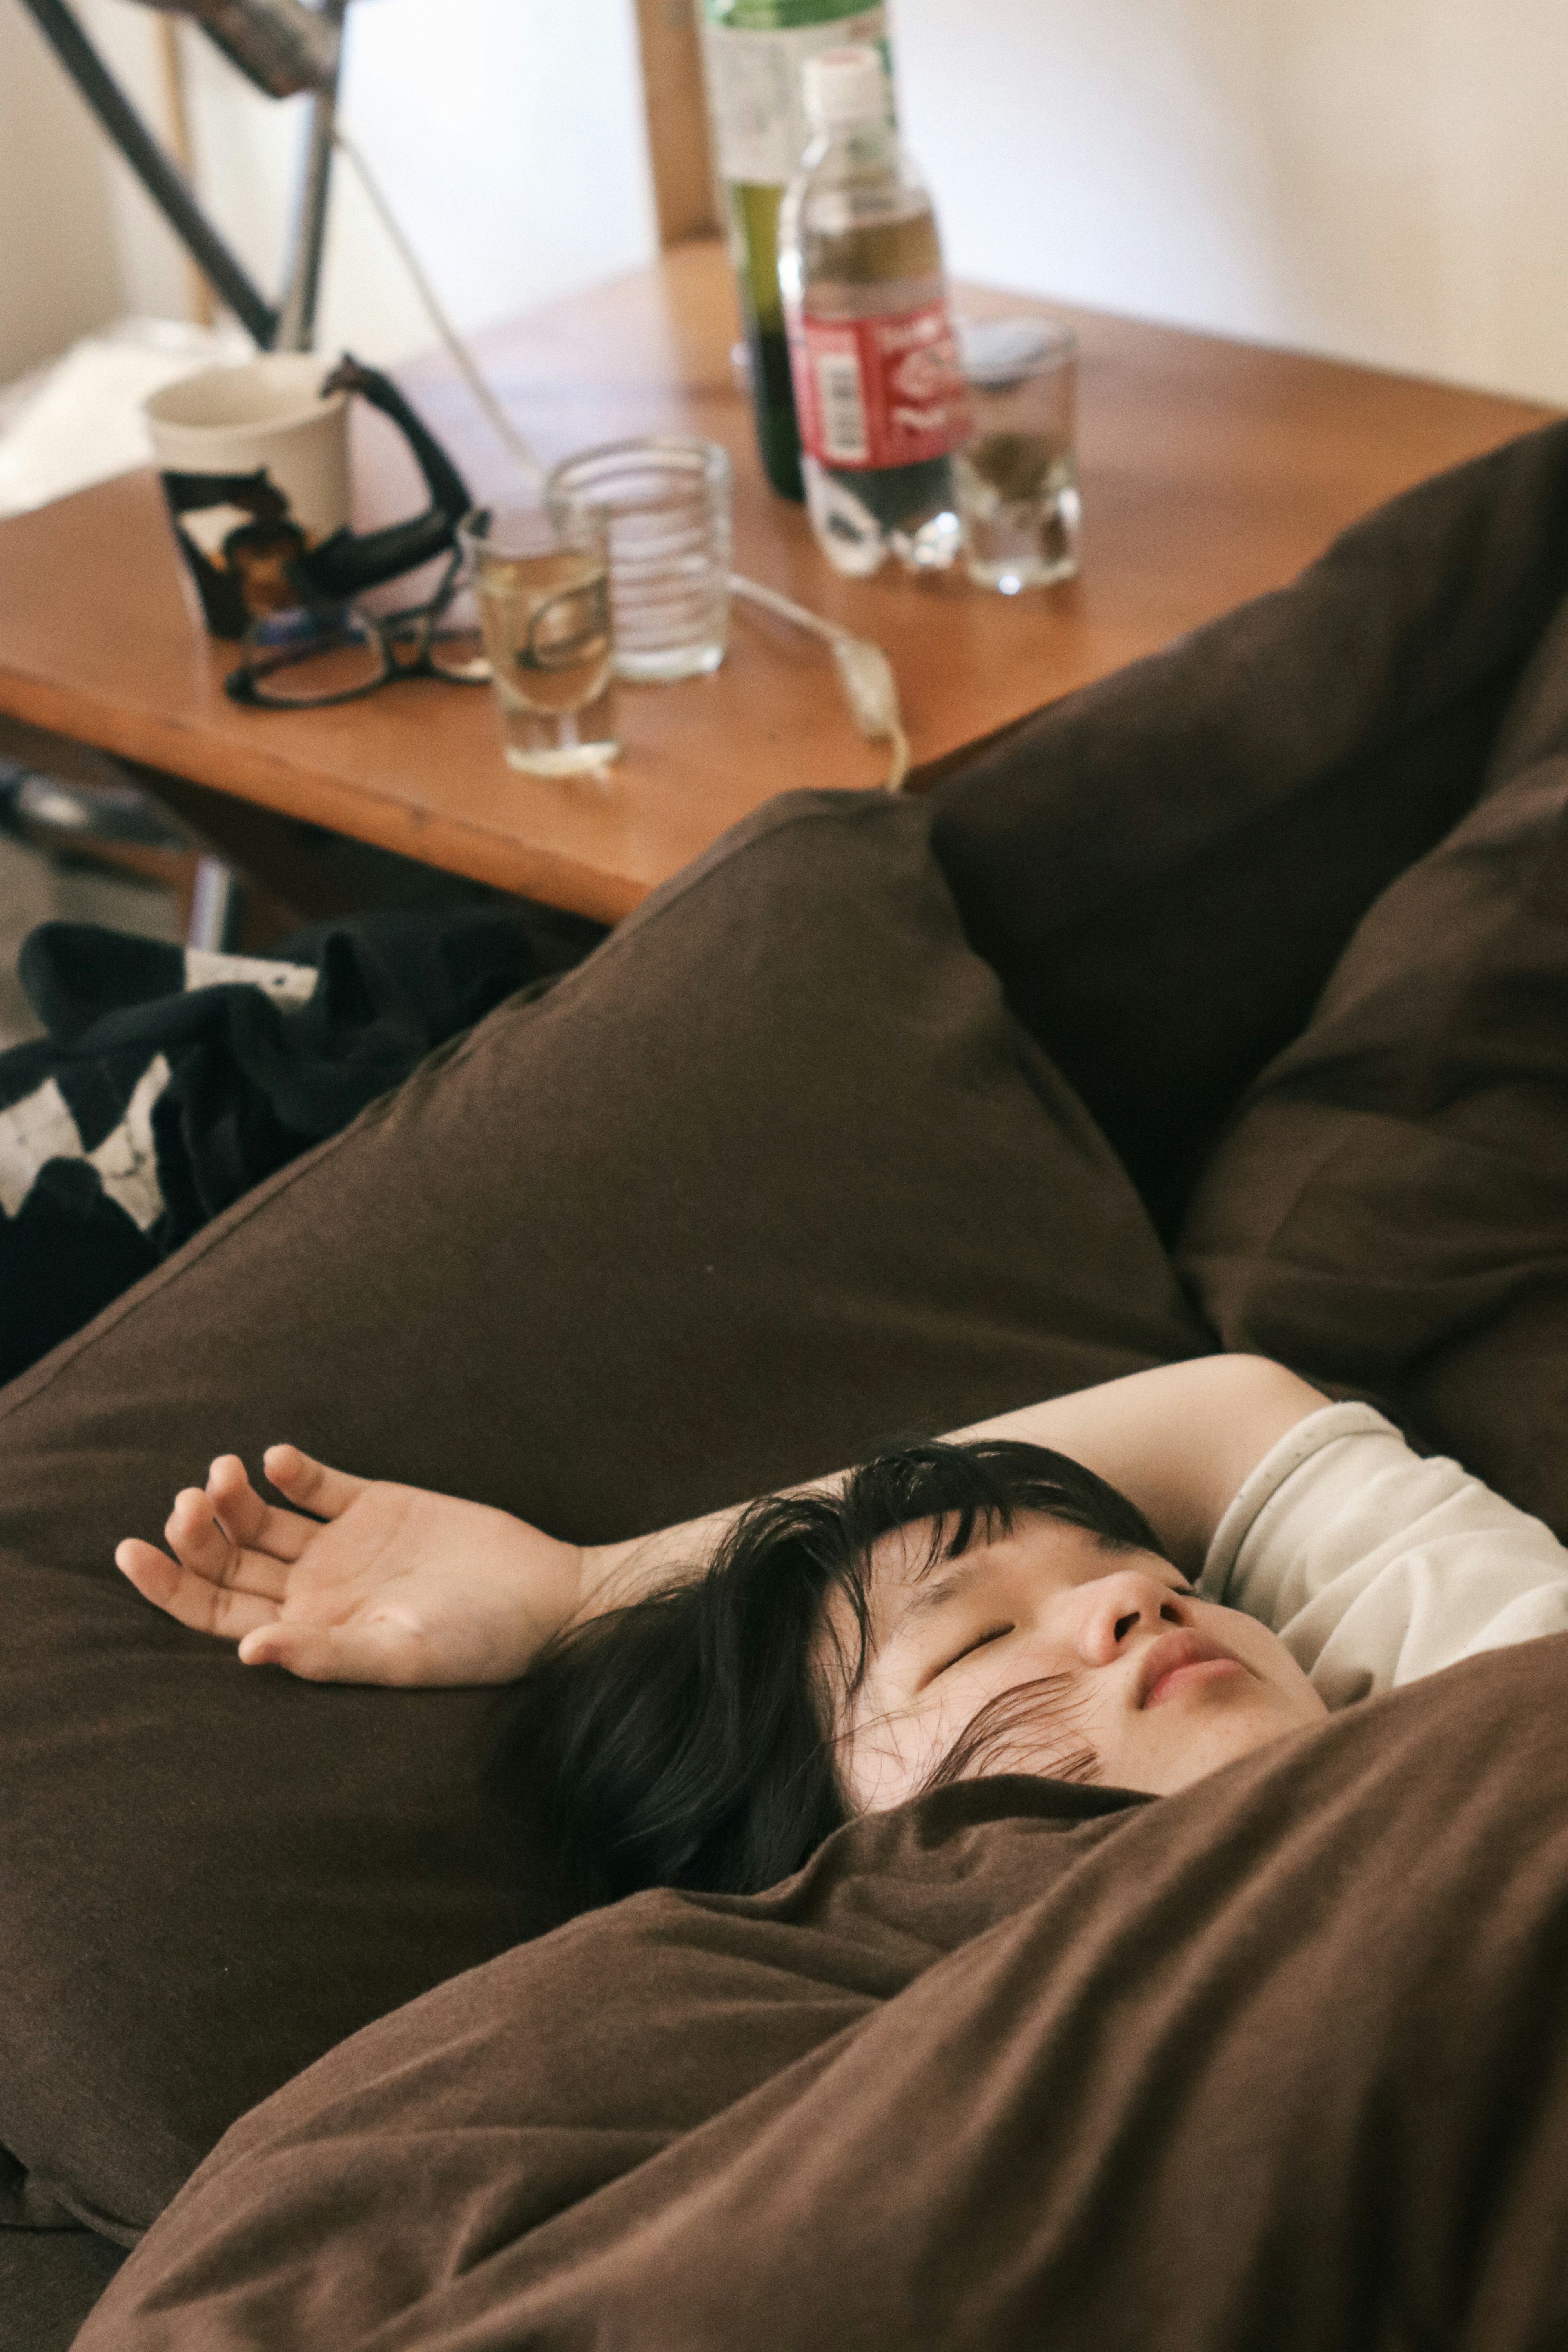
[114,1354,1568,1904]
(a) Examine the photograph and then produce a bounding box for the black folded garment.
[0,902,606,1385]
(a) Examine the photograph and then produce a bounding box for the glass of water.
[956,318,1081,594]
[459,503,620,778]
[546,438,732,683]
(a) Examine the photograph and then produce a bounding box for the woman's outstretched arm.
[116,1356,1328,1686]
[579,1353,1327,1610]
[942,1356,1328,1576]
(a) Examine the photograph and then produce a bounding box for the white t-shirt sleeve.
[1197,1401,1568,1708]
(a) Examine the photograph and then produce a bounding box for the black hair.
[486,1438,1165,1908]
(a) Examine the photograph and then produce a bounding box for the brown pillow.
[1179,706,1568,1535]
[0,2222,123,2352]
[78,1635,1568,2352]
[0,790,1207,2241]
[931,419,1568,1236]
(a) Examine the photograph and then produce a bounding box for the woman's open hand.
[115,1446,585,1686]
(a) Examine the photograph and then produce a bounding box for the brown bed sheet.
[1180,657,1568,1539]
[931,417,1568,1241]
[0,792,1207,2254]
[82,1637,1568,2352]
[22,422,1568,2339]
[0,2225,122,2352]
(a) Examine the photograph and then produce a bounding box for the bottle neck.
[804,115,900,174]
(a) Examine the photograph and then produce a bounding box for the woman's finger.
[164,1488,290,1601]
[205,1454,316,1563]
[116,1538,280,1643]
[263,1444,372,1522]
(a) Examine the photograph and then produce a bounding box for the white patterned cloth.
[0,951,313,1235]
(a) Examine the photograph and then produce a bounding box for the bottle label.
[700,10,888,185]
[792,301,970,470]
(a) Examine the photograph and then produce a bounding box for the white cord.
[333,125,546,488]
[727,574,910,791]
[337,128,909,790]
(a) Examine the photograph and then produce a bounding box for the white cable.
[333,125,546,488]
[338,130,909,789]
[726,570,843,648]
[728,574,909,791]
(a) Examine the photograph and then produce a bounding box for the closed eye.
[936,1624,1013,1677]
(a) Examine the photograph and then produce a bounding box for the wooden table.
[0,239,1557,923]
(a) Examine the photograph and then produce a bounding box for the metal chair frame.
[14,0,355,944]
[15,0,349,353]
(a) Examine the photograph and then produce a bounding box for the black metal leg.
[186,853,243,951]
[15,0,279,348]
[276,0,350,351]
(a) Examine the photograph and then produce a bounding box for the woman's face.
[827,1516,1329,1813]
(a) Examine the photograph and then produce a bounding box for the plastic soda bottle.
[777,45,968,575]
[697,1,892,503]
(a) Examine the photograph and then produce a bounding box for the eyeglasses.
[223,552,492,710]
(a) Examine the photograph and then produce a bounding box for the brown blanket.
[82,1636,1568,2351]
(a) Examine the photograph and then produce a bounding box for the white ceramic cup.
[143,354,350,638]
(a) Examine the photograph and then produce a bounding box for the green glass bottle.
[697,0,892,502]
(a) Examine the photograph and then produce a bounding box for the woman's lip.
[1145,1657,1248,1708]
[1135,1630,1250,1710]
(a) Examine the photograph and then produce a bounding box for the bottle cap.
[802,46,889,132]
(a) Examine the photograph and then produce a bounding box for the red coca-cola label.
[791,299,969,470]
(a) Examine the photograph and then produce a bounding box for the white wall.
[0,3,125,381]
[5,0,1568,406]
[895,0,1568,405]
[5,0,659,377]
[166,0,660,359]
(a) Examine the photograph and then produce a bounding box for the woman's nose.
[1071,1566,1189,1667]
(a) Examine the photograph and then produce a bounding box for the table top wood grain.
[0,240,1557,921]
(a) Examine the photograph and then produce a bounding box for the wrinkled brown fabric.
[82,1639,1568,2352]
[0,2228,122,2352]
[0,791,1206,2244]
[25,423,1568,2337]
[932,419,1568,1237]
[1180,744,1568,1537]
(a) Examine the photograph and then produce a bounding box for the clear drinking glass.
[546,439,732,683]
[459,504,620,778]
[956,318,1081,593]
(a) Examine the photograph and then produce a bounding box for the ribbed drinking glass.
[546,438,732,683]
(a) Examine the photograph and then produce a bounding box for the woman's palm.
[115,1444,582,1686]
